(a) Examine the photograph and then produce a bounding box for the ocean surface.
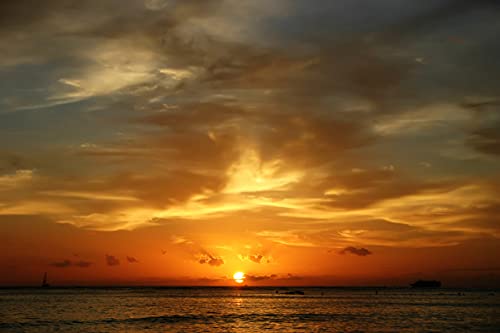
[0,287,499,332]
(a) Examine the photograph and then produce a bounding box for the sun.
[233,271,245,284]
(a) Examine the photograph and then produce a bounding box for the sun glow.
[233,271,245,284]
[224,148,303,194]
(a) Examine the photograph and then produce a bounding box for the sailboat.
[41,272,50,288]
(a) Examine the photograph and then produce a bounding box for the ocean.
[0,287,498,332]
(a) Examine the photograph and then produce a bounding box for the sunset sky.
[1,0,500,287]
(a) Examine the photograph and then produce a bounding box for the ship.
[410,280,441,288]
[41,272,50,288]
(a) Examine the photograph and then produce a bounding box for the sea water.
[0,287,499,332]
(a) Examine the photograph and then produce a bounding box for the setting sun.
[233,272,245,284]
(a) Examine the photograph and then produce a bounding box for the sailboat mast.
[41,272,50,287]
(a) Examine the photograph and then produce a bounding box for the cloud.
[198,253,224,267]
[0,170,34,189]
[248,254,264,264]
[373,104,471,136]
[244,273,304,283]
[74,260,93,268]
[50,259,72,268]
[105,254,120,266]
[245,274,277,282]
[50,259,92,268]
[0,0,226,106]
[467,126,500,156]
[339,247,373,257]
[461,98,500,110]
[126,256,139,263]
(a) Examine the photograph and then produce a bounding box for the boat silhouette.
[410,280,441,288]
[41,272,50,288]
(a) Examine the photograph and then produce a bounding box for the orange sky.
[1,0,500,287]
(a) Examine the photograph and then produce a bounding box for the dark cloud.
[50,259,92,268]
[339,247,373,257]
[192,41,412,114]
[74,260,93,268]
[248,254,263,264]
[0,0,222,32]
[468,126,500,156]
[198,253,224,267]
[365,0,500,55]
[50,259,72,268]
[285,273,304,281]
[105,254,120,266]
[138,100,372,171]
[0,0,76,29]
[0,153,29,173]
[171,240,226,268]
[126,256,139,263]
[461,98,500,156]
[461,98,500,110]
[444,201,500,233]
[245,274,277,282]
[244,273,303,282]
[314,169,454,210]
[199,257,224,267]
[139,103,248,130]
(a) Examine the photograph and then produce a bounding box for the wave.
[0,312,363,329]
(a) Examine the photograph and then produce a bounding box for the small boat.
[410,280,441,288]
[41,272,50,288]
